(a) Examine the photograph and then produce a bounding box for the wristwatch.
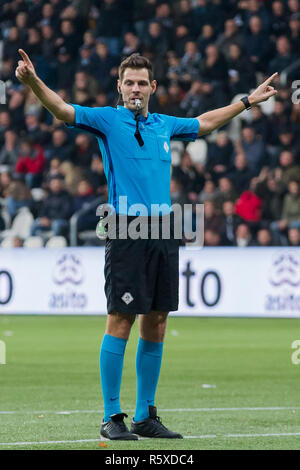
[240,96,252,110]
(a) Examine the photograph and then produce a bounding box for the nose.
[132,82,140,93]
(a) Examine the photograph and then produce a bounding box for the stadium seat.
[0,236,14,248]
[227,93,253,141]
[31,188,47,201]
[45,236,67,248]
[0,207,34,240]
[259,95,275,115]
[186,139,208,165]
[170,141,184,166]
[23,236,44,248]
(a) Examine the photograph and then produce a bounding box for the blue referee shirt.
[67,104,200,215]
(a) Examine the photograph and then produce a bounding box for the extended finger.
[18,49,31,65]
[263,72,278,86]
[265,89,278,97]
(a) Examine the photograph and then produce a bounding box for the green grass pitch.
[1,315,300,450]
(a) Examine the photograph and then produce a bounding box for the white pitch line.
[0,439,100,446]
[1,432,300,446]
[1,406,300,415]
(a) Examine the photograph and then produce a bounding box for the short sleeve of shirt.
[160,115,200,141]
[65,104,116,136]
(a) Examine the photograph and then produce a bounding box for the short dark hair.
[119,53,153,82]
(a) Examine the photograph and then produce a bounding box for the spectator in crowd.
[240,125,266,174]
[199,179,222,206]
[15,138,45,188]
[86,156,108,196]
[73,179,99,232]
[15,11,29,42]
[203,200,222,233]
[91,41,119,93]
[144,21,169,57]
[72,134,96,169]
[76,45,94,76]
[177,41,201,86]
[12,236,24,247]
[170,177,187,209]
[72,70,99,104]
[216,18,245,60]
[24,110,49,145]
[242,0,271,33]
[40,2,59,31]
[204,229,221,246]
[173,151,205,202]
[287,227,300,246]
[0,111,12,146]
[278,126,300,156]
[270,180,300,244]
[154,2,174,43]
[96,0,123,56]
[175,0,194,33]
[227,43,256,98]
[200,44,228,107]
[270,1,289,39]
[288,13,300,53]
[55,47,77,91]
[3,26,22,64]
[55,19,81,59]
[2,0,300,248]
[254,169,285,223]
[196,24,216,56]
[244,15,272,73]
[7,88,26,133]
[122,32,140,56]
[268,98,291,146]
[206,131,234,178]
[278,150,300,187]
[218,177,238,204]
[250,105,271,143]
[0,170,13,198]
[220,200,241,246]
[173,24,191,57]
[234,223,253,247]
[26,27,42,59]
[4,174,33,219]
[0,130,20,171]
[179,80,205,117]
[228,152,255,194]
[45,128,73,162]
[234,182,263,224]
[255,228,274,246]
[268,35,297,75]
[31,174,73,236]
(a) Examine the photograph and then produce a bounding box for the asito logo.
[49,253,87,310]
[53,253,84,285]
[265,251,300,312]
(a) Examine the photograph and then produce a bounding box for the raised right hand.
[15,49,37,85]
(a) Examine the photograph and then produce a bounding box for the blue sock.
[134,338,164,422]
[100,334,127,422]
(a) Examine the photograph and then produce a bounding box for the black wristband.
[240,96,251,110]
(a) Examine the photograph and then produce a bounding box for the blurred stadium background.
[1,0,300,450]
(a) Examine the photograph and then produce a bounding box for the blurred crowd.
[1,0,300,247]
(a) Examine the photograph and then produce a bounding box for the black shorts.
[104,216,179,315]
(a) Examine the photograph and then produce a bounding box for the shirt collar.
[117,105,153,123]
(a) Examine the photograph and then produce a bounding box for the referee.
[16,49,277,440]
